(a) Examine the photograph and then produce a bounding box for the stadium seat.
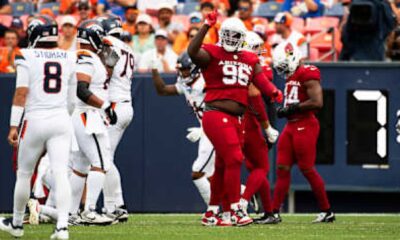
[310,27,342,61]
[176,2,200,15]
[292,17,305,33]
[11,2,34,17]
[253,2,282,19]
[309,47,320,61]
[39,2,60,16]
[304,17,340,35]
[324,3,345,18]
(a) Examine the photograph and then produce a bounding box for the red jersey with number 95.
[201,44,259,106]
[284,64,321,120]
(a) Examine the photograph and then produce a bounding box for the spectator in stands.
[0,0,11,14]
[0,30,19,73]
[138,29,177,73]
[78,0,93,23]
[237,0,260,30]
[97,0,136,18]
[272,12,308,58]
[172,11,202,55]
[58,16,78,51]
[340,0,396,61]
[132,14,155,58]
[156,3,184,44]
[173,26,199,55]
[200,2,219,44]
[282,0,324,18]
[136,0,177,15]
[9,17,28,48]
[40,7,56,19]
[122,6,139,35]
[204,0,230,16]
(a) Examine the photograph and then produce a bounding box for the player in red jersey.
[239,31,281,224]
[188,13,282,227]
[271,43,335,223]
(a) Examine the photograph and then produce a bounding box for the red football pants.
[242,113,272,213]
[272,116,331,211]
[203,110,244,211]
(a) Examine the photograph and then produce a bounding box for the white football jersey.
[175,74,205,122]
[14,48,76,113]
[104,35,134,102]
[75,49,108,110]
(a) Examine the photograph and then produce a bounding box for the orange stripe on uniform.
[111,102,116,110]
[20,120,28,139]
[76,50,92,58]
[81,113,87,126]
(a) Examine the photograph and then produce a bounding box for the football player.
[151,52,214,206]
[0,15,75,239]
[68,19,118,225]
[271,43,335,223]
[96,13,134,223]
[188,13,282,226]
[239,31,281,224]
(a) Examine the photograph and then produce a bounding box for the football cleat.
[254,213,280,224]
[80,210,113,226]
[50,227,69,240]
[104,205,129,223]
[312,212,336,223]
[27,198,40,225]
[273,212,282,222]
[0,217,24,238]
[231,205,253,227]
[201,211,230,226]
[68,213,83,226]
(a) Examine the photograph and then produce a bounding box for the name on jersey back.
[34,50,67,59]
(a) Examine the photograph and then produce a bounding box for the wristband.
[10,106,24,127]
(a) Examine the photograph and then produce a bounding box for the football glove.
[277,103,300,118]
[102,46,120,68]
[272,89,283,104]
[204,10,218,27]
[265,125,279,144]
[102,102,117,125]
[186,127,203,143]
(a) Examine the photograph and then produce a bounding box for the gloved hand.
[265,125,279,144]
[186,127,203,143]
[102,46,120,68]
[101,102,117,125]
[272,89,283,103]
[204,10,218,27]
[277,103,300,118]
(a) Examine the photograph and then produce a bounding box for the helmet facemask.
[220,28,245,52]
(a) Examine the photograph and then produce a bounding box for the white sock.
[103,164,122,212]
[240,184,246,195]
[240,198,248,209]
[193,176,211,205]
[13,171,31,227]
[69,172,86,214]
[222,211,231,221]
[207,205,219,214]
[85,171,105,211]
[40,205,58,220]
[53,170,71,229]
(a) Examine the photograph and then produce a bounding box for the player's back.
[15,48,76,114]
[104,35,134,102]
[75,49,108,109]
[285,64,321,120]
[201,44,259,106]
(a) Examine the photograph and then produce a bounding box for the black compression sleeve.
[77,81,93,103]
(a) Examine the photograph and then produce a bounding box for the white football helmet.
[219,18,247,52]
[243,31,264,55]
[273,42,302,76]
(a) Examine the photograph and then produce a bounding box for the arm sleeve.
[249,94,269,122]
[15,65,29,88]
[252,71,278,98]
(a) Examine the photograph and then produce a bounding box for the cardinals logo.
[284,43,294,56]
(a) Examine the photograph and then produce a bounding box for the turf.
[0,214,399,240]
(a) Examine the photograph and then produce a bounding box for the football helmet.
[77,20,105,53]
[177,52,200,84]
[273,42,301,76]
[27,15,58,48]
[219,18,247,52]
[96,13,123,38]
[243,31,264,55]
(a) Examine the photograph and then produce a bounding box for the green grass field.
[0,214,399,240]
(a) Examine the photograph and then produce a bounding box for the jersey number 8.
[43,62,62,94]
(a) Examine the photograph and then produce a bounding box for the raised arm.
[151,68,179,96]
[187,11,217,68]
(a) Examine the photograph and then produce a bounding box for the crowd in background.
[0,0,399,73]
